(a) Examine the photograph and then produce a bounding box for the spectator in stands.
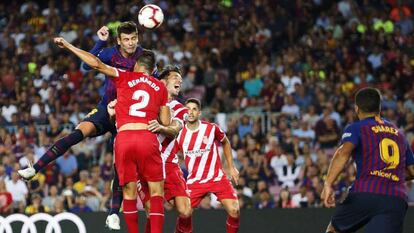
[5,171,28,212]
[56,151,78,178]
[277,188,294,208]
[70,194,93,213]
[275,154,301,188]
[25,193,49,214]
[0,179,12,214]
[42,185,60,211]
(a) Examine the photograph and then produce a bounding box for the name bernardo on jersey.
[128,76,161,91]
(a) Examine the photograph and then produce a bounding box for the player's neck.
[187,120,200,131]
[359,113,380,120]
[120,49,132,58]
[136,67,149,75]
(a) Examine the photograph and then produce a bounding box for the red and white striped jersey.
[175,121,226,185]
[158,100,188,164]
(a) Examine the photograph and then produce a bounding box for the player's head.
[354,87,382,117]
[135,49,156,74]
[116,21,138,55]
[159,65,183,97]
[185,98,202,123]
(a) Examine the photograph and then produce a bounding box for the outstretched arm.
[54,37,118,77]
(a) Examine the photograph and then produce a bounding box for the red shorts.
[164,163,189,201]
[188,179,237,208]
[114,130,164,186]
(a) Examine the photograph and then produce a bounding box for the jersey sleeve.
[213,123,226,142]
[113,68,128,83]
[173,106,188,125]
[405,140,414,166]
[341,123,360,146]
[82,44,112,71]
[159,84,168,106]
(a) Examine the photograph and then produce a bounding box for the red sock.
[145,218,151,233]
[226,215,240,233]
[149,196,164,233]
[123,199,138,233]
[175,216,192,233]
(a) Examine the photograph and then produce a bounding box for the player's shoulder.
[202,121,221,129]
[169,99,185,109]
[343,120,363,133]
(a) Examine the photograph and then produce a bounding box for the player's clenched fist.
[97,26,109,41]
[53,37,67,48]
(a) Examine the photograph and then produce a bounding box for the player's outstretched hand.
[148,120,163,133]
[321,185,336,208]
[97,26,109,41]
[229,166,239,185]
[53,37,68,48]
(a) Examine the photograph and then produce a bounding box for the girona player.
[175,98,240,233]
[53,37,169,233]
[109,65,193,233]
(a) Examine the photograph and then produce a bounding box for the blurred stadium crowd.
[1,0,414,214]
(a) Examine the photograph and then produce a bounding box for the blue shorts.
[331,192,407,233]
[83,104,116,136]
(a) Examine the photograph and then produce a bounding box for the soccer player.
[52,37,169,233]
[146,65,192,233]
[321,87,414,233]
[18,22,142,230]
[175,98,240,233]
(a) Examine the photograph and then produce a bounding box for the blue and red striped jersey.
[341,117,414,200]
[83,40,142,105]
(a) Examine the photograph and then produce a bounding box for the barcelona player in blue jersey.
[18,21,142,230]
[321,87,414,233]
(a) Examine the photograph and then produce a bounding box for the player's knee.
[177,204,192,218]
[227,206,240,218]
[123,182,137,199]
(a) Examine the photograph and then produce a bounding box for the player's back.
[347,117,410,199]
[114,69,167,129]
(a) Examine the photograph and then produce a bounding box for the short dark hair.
[158,65,182,80]
[137,49,156,72]
[355,87,381,114]
[117,21,138,37]
[185,98,202,110]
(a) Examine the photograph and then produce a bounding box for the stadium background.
[1,0,414,232]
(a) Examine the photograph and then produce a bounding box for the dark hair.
[117,21,138,37]
[185,98,202,110]
[158,65,182,80]
[137,49,156,72]
[355,87,381,114]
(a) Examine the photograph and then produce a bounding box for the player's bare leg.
[122,182,139,233]
[18,121,97,180]
[325,222,339,233]
[148,181,165,233]
[170,197,192,233]
[221,199,240,233]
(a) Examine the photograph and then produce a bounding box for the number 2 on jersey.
[129,90,149,117]
[379,138,400,170]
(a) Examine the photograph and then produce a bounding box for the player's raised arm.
[53,37,118,77]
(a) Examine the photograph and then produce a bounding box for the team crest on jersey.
[203,136,209,144]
